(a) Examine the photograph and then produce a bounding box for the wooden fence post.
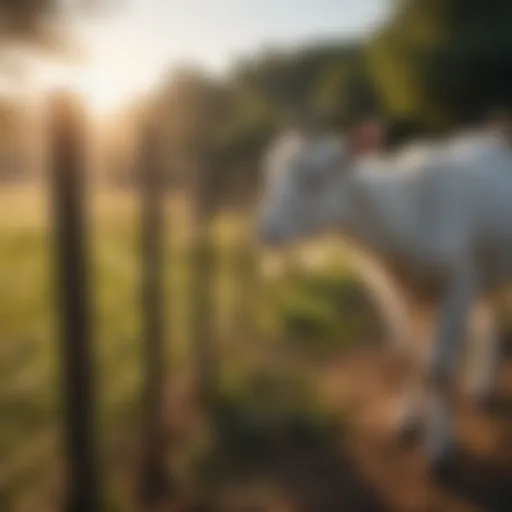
[190,156,218,412]
[49,92,99,512]
[138,119,169,506]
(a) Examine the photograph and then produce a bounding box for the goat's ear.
[348,121,384,155]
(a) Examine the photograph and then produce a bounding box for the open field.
[0,186,379,510]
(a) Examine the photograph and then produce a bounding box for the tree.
[0,0,118,74]
[0,0,91,51]
[367,0,512,131]
[312,49,377,129]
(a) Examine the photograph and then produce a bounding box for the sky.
[32,0,391,112]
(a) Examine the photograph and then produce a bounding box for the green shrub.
[267,267,379,354]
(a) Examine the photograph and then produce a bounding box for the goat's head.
[258,122,381,246]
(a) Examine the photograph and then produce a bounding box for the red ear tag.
[350,122,383,155]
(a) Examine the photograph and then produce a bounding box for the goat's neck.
[341,170,415,261]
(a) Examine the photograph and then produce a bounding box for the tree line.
[3,0,512,194]
[103,0,512,201]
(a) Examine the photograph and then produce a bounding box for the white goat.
[258,127,512,471]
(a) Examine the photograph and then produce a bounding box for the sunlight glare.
[66,65,133,115]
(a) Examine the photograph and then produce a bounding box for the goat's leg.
[356,264,424,441]
[394,374,425,445]
[465,302,499,408]
[394,304,434,446]
[425,268,475,470]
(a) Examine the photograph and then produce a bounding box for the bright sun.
[43,62,137,116]
[69,66,130,114]
[76,71,122,113]
[40,50,154,116]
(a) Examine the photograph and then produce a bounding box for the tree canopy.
[368,0,512,130]
[0,0,111,54]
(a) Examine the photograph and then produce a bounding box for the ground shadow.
[267,438,392,512]
[191,422,393,512]
[438,447,512,512]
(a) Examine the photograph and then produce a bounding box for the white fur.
[259,129,512,467]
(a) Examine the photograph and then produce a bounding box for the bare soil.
[164,348,512,512]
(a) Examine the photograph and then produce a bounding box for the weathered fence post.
[49,92,99,512]
[232,161,262,345]
[138,119,169,506]
[190,156,218,412]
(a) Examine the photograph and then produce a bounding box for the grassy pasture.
[0,186,381,510]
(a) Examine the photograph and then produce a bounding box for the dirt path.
[165,347,512,512]
[313,349,512,512]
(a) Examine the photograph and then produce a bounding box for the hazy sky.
[34,0,391,111]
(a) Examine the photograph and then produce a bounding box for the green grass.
[0,188,372,511]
